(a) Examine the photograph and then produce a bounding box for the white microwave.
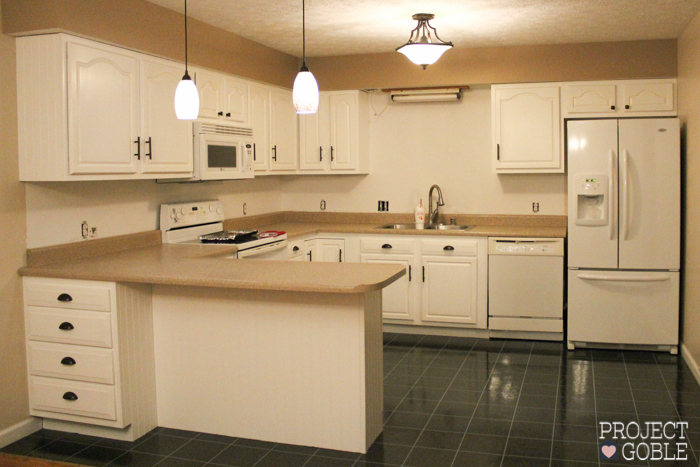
[191,122,254,181]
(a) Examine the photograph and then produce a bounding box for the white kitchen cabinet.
[67,42,139,175]
[299,91,370,174]
[270,89,298,172]
[421,255,479,325]
[23,277,156,441]
[195,71,249,124]
[18,34,193,181]
[362,253,416,322]
[562,79,676,118]
[305,238,345,262]
[140,58,193,174]
[224,77,249,123]
[492,84,562,173]
[249,84,271,172]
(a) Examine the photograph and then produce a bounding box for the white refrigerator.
[567,118,680,354]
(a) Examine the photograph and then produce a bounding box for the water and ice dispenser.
[574,174,608,226]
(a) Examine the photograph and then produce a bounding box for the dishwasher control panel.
[488,237,564,256]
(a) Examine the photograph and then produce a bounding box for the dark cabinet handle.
[62,392,78,401]
[625,105,630,109]
[409,265,412,282]
[218,111,223,116]
[497,143,500,161]
[339,249,342,262]
[611,105,616,110]
[381,244,392,249]
[57,293,73,302]
[59,322,74,331]
[330,146,334,161]
[253,143,256,161]
[272,146,277,161]
[146,137,152,160]
[61,357,76,366]
[320,146,323,162]
[444,245,455,251]
[293,246,300,252]
[422,266,425,282]
[307,251,312,261]
[226,112,231,117]
[133,137,140,160]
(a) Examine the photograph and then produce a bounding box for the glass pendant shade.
[397,42,452,68]
[293,67,319,114]
[175,76,200,120]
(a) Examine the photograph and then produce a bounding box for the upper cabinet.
[492,85,562,174]
[195,71,249,124]
[249,84,271,172]
[18,34,193,181]
[562,79,676,118]
[298,91,369,174]
[269,89,298,172]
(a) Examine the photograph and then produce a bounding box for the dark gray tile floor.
[3,334,700,466]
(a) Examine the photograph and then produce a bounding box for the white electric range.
[160,200,287,259]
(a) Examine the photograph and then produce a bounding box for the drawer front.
[421,239,478,256]
[25,281,111,312]
[31,376,117,421]
[360,237,414,254]
[29,341,115,384]
[287,239,304,260]
[27,307,112,348]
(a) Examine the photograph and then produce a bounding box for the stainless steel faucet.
[428,184,445,226]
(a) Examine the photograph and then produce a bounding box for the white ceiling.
[145,0,700,57]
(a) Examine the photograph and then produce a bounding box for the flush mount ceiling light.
[396,13,454,70]
[292,0,319,114]
[174,0,200,120]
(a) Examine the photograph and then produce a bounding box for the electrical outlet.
[377,200,389,211]
[243,203,247,216]
[532,202,540,213]
[320,200,326,211]
[81,221,88,239]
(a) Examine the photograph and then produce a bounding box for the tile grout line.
[620,352,647,467]
[590,354,601,467]
[547,349,564,467]
[446,341,507,467]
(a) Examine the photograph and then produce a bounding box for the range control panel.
[160,200,225,230]
[488,237,564,256]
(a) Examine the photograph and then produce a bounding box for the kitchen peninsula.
[20,240,405,454]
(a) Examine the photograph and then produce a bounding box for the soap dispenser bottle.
[414,199,425,229]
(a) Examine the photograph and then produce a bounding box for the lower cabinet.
[361,253,417,321]
[22,277,157,440]
[421,255,479,325]
[305,238,345,262]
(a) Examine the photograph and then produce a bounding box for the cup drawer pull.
[58,322,74,331]
[62,391,78,401]
[382,244,393,249]
[60,357,76,366]
[57,293,73,302]
[443,245,455,251]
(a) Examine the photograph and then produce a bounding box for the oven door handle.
[237,240,287,258]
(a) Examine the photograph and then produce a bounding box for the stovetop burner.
[198,230,258,244]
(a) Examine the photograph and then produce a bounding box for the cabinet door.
[224,77,248,124]
[361,254,415,322]
[329,93,357,171]
[421,255,478,325]
[304,240,317,262]
[622,83,675,112]
[140,59,193,174]
[249,85,270,171]
[318,239,345,263]
[270,89,298,171]
[195,71,223,119]
[493,86,561,172]
[67,43,139,175]
[299,95,329,171]
[562,84,616,114]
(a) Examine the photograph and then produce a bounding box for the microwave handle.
[253,143,256,161]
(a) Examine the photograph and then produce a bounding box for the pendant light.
[396,14,454,70]
[174,0,200,120]
[293,0,319,114]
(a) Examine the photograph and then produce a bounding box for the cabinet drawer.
[29,341,115,384]
[25,281,111,312]
[421,239,478,256]
[30,376,117,421]
[360,237,414,254]
[27,307,112,348]
[287,239,304,260]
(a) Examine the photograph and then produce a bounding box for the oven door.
[197,133,254,181]
[237,240,288,260]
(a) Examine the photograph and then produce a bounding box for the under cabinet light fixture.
[396,13,453,70]
[293,0,319,114]
[174,0,200,120]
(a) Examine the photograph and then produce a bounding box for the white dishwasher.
[488,237,565,341]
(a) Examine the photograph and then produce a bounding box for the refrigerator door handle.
[578,274,670,282]
[609,149,616,241]
[621,149,630,240]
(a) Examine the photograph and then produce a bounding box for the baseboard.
[383,324,490,338]
[681,342,700,387]
[0,417,42,449]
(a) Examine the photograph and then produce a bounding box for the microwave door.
[198,136,253,180]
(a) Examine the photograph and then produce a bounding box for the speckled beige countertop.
[19,211,566,293]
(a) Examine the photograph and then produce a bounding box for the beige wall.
[307,40,678,90]
[0,0,29,433]
[1,0,299,88]
[679,12,700,370]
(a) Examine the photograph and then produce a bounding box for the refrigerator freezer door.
[567,120,619,269]
[618,118,680,270]
[568,270,679,346]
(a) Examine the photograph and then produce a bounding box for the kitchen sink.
[376,223,473,231]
